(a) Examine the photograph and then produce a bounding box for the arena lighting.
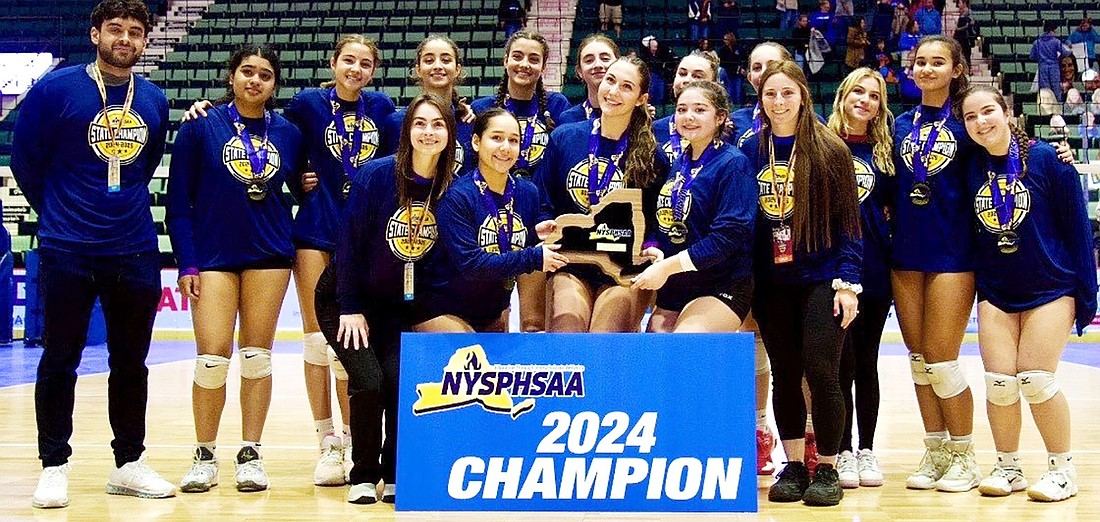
[0,52,54,95]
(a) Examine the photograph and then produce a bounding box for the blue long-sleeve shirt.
[283,88,394,252]
[1068,27,1100,62]
[892,104,977,272]
[558,101,598,125]
[432,173,543,320]
[846,138,893,298]
[967,142,1097,334]
[654,141,757,289]
[1030,33,1064,66]
[165,104,304,271]
[913,7,942,37]
[741,133,863,285]
[471,93,572,171]
[382,104,472,177]
[336,156,444,318]
[11,65,168,255]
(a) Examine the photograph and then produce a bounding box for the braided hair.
[494,30,556,131]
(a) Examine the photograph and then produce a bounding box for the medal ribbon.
[671,141,721,224]
[767,136,797,224]
[909,102,952,184]
[227,103,272,181]
[90,65,135,161]
[583,99,595,120]
[988,137,1021,232]
[751,102,763,135]
[405,175,439,256]
[473,169,516,253]
[668,116,683,166]
[330,88,365,180]
[587,117,631,207]
[505,97,538,169]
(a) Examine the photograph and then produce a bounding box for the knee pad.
[909,353,931,386]
[984,372,1020,406]
[303,332,329,367]
[925,360,968,399]
[1018,370,1059,404]
[194,354,230,389]
[754,338,770,376]
[239,347,273,380]
[327,346,348,381]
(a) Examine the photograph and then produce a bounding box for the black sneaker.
[803,463,844,506]
[769,461,811,502]
[236,446,260,464]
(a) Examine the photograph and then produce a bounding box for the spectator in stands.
[716,0,741,36]
[688,0,713,42]
[793,14,814,72]
[1033,21,1067,103]
[599,0,624,38]
[896,49,921,107]
[1061,55,1080,101]
[913,0,941,37]
[560,34,621,124]
[892,1,911,46]
[953,0,976,64]
[835,0,855,20]
[872,0,897,44]
[641,35,677,105]
[498,0,527,41]
[878,52,899,83]
[11,0,176,509]
[1083,68,1099,99]
[1068,17,1099,70]
[847,17,871,71]
[697,37,719,62]
[898,19,921,54]
[718,31,745,105]
[778,0,800,30]
[810,1,836,41]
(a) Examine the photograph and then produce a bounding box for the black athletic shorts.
[655,275,753,321]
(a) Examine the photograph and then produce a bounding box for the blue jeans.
[690,21,710,42]
[779,10,799,30]
[35,249,161,468]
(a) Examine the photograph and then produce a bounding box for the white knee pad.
[925,360,968,399]
[303,332,330,367]
[909,353,931,386]
[1018,370,1059,404]
[239,347,273,380]
[754,338,770,376]
[194,354,230,389]
[984,372,1020,406]
[327,346,348,381]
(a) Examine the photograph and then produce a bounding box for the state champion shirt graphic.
[900,122,959,177]
[853,156,875,204]
[221,134,281,185]
[973,172,1031,234]
[757,161,795,221]
[324,113,380,166]
[386,202,438,261]
[656,169,697,234]
[519,116,550,166]
[565,156,625,212]
[478,210,528,254]
[87,105,150,164]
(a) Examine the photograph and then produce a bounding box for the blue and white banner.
[396,333,757,512]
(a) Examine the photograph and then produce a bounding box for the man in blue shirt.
[11,0,175,509]
[912,0,942,37]
[1068,17,1099,70]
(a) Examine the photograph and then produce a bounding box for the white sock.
[805,415,814,434]
[1049,452,1074,471]
[950,434,973,444]
[996,451,1021,469]
[755,409,768,430]
[927,430,949,440]
[343,425,352,446]
[315,418,336,445]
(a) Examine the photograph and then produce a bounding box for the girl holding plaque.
[417,108,569,332]
[536,56,665,332]
[739,60,862,507]
[167,44,305,494]
[315,93,457,505]
[956,85,1096,502]
[631,80,756,333]
[825,67,894,489]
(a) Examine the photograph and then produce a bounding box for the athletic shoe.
[381,482,395,504]
[756,429,777,475]
[32,464,70,509]
[1027,468,1078,502]
[768,461,810,502]
[935,440,981,492]
[978,465,1027,496]
[906,436,949,490]
[803,463,844,506]
[314,436,345,486]
[836,451,859,489]
[857,449,884,487]
[343,442,353,484]
[804,432,819,471]
[347,482,378,504]
[235,446,268,492]
[180,447,219,493]
[106,458,176,498]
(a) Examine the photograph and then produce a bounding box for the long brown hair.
[609,56,659,189]
[827,67,895,175]
[394,94,456,207]
[758,60,861,251]
[953,85,1031,177]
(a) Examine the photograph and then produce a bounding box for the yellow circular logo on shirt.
[386,202,438,261]
[518,116,549,167]
[900,123,958,177]
[757,162,795,221]
[221,136,281,183]
[87,106,149,164]
[974,174,1031,233]
[854,157,875,204]
[477,210,528,254]
[656,175,694,233]
[325,115,379,167]
[565,157,625,212]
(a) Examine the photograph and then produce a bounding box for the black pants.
[754,281,847,457]
[315,263,401,485]
[838,294,892,452]
[35,250,161,468]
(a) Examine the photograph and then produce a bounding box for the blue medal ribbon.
[988,137,1021,231]
[909,102,952,184]
[473,169,516,253]
[668,116,683,166]
[671,141,721,224]
[587,117,631,207]
[751,102,763,135]
[505,98,538,169]
[330,88,365,181]
[227,103,271,181]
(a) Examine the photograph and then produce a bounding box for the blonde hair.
[827,67,895,175]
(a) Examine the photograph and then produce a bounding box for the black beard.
[98,41,141,70]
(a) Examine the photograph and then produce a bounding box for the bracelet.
[831,278,863,295]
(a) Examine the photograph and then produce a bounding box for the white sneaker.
[347,482,378,504]
[235,446,268,492]
[836,451,859,489]
[180,447,219,493]
[906,436,950,490]
[935,440,981,492]
[857,449,884,487]
[32,464,70,509]
[978,465,1027,496]
[106,458,176,498]
[314,436,346,486]
[1027,468,1078,502]
[343,442,353,484]
[381,482,395,504]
